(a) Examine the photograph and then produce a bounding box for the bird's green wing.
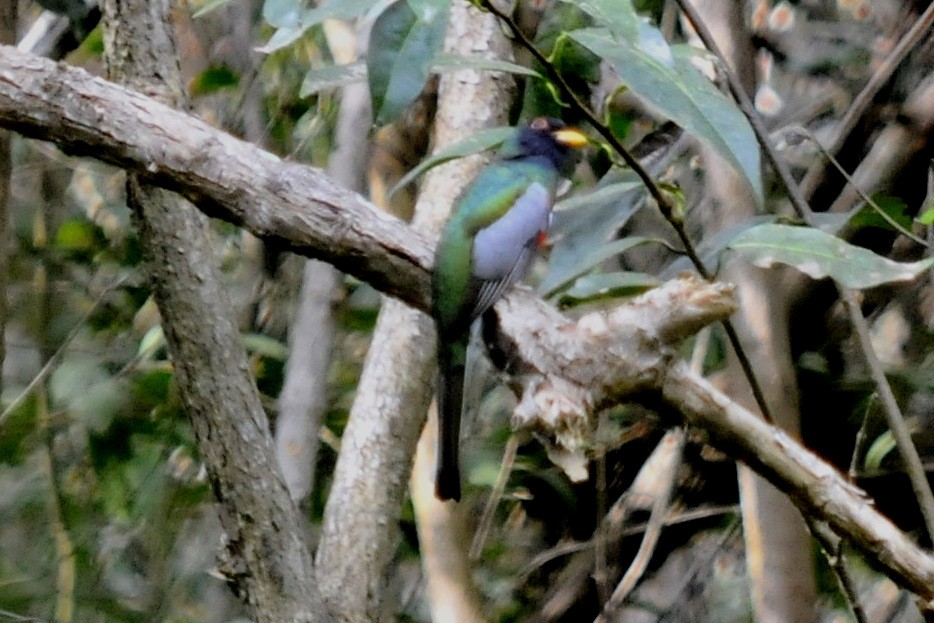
[455,164,535,234]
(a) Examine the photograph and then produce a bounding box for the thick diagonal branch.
[0,45,431,309]
[98,5,327,621]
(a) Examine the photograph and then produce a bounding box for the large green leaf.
[662,214,776,278]
[300,62,367,97]
[258,0,378,54]
[192,0,237,18]
[521,3,601,120]
[263,0,302,28]
[367,0,449,125]
[569,26,763,206]
[387,126,516,199]
[571,0,639,40]
[431,53,541,77]
[728,224,934,289]
[301,55,537,98]
[541,236,658,297]
[556,271,660,308]
[541,171,645,295]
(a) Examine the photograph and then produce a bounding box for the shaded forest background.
[0,0,933,622]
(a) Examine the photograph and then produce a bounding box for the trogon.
[431,117,587,501]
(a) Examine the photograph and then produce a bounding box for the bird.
[431,117,587,501]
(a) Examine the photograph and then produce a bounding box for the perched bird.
[431,117,587,501]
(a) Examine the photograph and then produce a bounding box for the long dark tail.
[436,339,466,501]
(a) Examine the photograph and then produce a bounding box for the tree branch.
[1,44,933,603]
[0,45,431,310]
[98,4,328,620]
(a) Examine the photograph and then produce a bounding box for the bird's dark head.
[509,117,588,176]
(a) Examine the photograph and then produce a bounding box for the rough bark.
[409,5,515,622]
[314,3,514,621]
[1,44,933,604]
[276,259,339,502]
[98,3,329,622]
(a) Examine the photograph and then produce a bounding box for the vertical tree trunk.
[275,22,369,503]
[99,2,331,621]
[691,1,818,621]
[314,2,515,621]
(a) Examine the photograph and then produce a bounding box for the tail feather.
[436,341,466,501]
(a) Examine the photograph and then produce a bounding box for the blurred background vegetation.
[2,0,934,621]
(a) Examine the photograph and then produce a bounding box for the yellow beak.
[553,128,589,148]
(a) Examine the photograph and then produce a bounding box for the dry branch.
[1,44,933,603]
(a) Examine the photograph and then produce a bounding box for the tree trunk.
[99,2,330,621]
[314,2,515,621]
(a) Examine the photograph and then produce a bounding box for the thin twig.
[0,275,129,427]
[800,1,934,199]
[807,519,869,623]
[848,395,880,481]
[787,126,928,246]
[594,414,609,604]
[674,0,810,220]
[594,428,685,622]
[517,504,739,582]
[840,291,934,540]
[0,609,49,623]
[469,433,519,560]
[675,0,934,544]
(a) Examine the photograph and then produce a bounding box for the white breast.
[471,183,551,281]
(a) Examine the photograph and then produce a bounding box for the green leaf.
[541,171,645,294]
[663,214,776,277]
[259,0,379,54]
[917,209,934,225]
[263,0,302,28]
[848,195,911,232]
[257,25,305,54]
[300,62,367,97]
[431,53,541,77]
[728,224,934,289]
[569,27,763,206]
[541,235,658,297]
[299,53,534,99]
[387,126,515,199]
[368,0,449,125]
[570,0,639,40]
[51,357,127,433]
[192,0,237,18]
[405,0,448,21]
[521,4,601,119]
[190,65,240,95]
[242,333,289,360]
[55,219,104,256]
[864,430,897,473]
[556,272,660,308]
